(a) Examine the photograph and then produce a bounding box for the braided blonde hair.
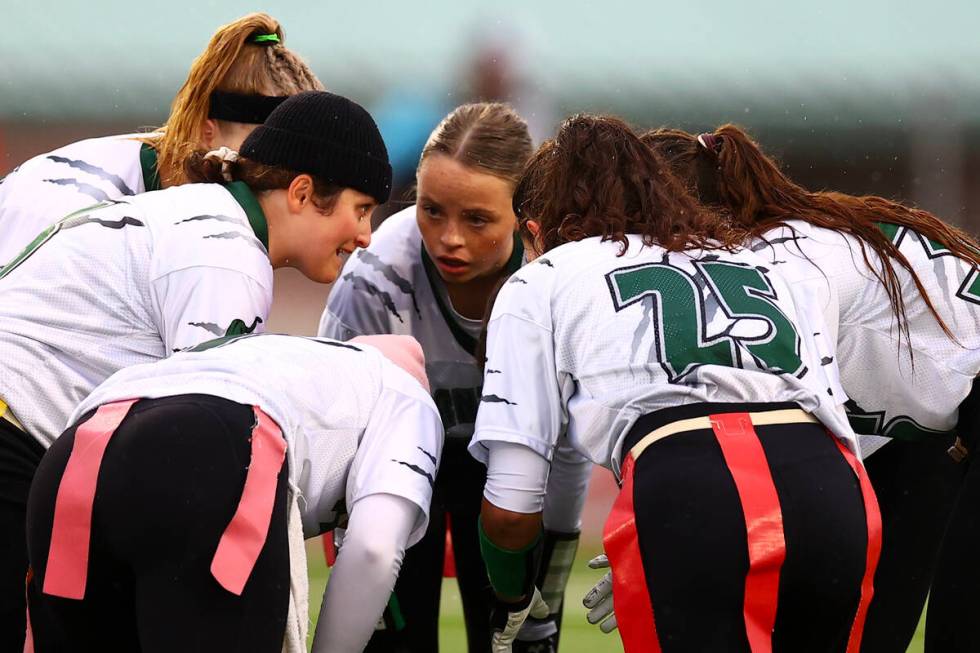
[147,12,324,186]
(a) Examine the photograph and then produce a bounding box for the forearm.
[311,494,418,653]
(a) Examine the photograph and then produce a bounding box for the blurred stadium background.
[2,1,973,649]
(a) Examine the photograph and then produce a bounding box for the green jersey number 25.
[606,259,806,382]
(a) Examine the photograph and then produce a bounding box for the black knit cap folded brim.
[240,90,392,204]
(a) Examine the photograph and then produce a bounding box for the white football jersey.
[470,236,856,477]
[318,207,523,445]
[71,334,442,545]
[751,220,980,456]
[0,182,272,446]
[0,134,161,263]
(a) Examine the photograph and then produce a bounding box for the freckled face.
[416,155,517,285]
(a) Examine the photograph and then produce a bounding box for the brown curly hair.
[513,115,738,255]
[642,124,980,339]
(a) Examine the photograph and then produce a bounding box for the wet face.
[266,177,376,284]
[416,155,517,286]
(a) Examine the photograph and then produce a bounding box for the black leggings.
[607,402,873,653]
[365,438,493,653]
[26,394,290,653]
[926,381,980,653]
[0,417,44,652]
[859,435,965,653]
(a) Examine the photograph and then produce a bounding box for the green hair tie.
[251,33,280,44]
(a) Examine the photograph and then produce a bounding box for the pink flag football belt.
[42,399,287,600]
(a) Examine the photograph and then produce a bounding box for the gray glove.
[582,554,618,634]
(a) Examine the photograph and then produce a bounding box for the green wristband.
[478,517,542,598]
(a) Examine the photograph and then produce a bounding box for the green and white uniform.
[750,220,980,456]
[471,235,857,476]
[0,182,271,447]
[319,207,520,449]
[0,134,161,263]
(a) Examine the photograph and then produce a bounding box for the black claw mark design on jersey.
[820,356,834,365]
[538,258,554,268]
[391,459,435,488]
[416,447,437,466]
[750,234,808,252]
[508,276,528,284]
[699,254,721,262]
[827,388,834,396]
[486,369,502,374]
[312,339,362,351]
[481,394,518,406]
[344,272,403,323]
[188,321,224,336]
[62,215,145,230]
[356,250,422,319]
[203,231,268,254]
[44,178,111,202]
[174,214,242,226]
[47,155,135,196]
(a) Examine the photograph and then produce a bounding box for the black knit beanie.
[240,91,392,204]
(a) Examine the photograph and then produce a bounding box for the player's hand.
[583,554,618,634]
[491,586,550,653]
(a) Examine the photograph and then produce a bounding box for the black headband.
[208,91,289,125]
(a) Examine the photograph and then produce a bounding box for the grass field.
[306,539,927,652]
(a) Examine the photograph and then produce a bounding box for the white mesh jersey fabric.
[753,220,980,449]
[0,134,151,263]
[0,183,272,445]
[72,334,443,545]
[471,236,855,476]
[318,207,484,443]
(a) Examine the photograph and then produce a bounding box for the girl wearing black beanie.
[1,90,390,647]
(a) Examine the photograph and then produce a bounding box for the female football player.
[25,333,441,653]
[0,11,323,263]
[474,115,880,653]
[644,125,980,652]
[0,90,390,649]
[319,102,588,652]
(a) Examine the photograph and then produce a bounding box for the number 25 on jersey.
[606,259,806,382]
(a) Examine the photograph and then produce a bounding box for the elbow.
[350,537,401,578]
[481,498,542,549]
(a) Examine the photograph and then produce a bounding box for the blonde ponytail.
[148,13,323,186]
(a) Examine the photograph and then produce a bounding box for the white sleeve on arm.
[543,439,593,532]
[483,440,552,513]
[150,266,270,352]
[311,493,419,653]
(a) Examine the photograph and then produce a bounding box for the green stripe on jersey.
[224,181,269,251]
[139,143,161,192]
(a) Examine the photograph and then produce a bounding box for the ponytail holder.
[204,146,240,182]
[251,33,280,44]
[697,133,722,154]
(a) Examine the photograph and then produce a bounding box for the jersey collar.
[419,230,525,356]
[224,181,270,251]
[139,143,161,192]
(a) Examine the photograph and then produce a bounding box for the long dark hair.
[643,124,980,339]
[513,115,739,255]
